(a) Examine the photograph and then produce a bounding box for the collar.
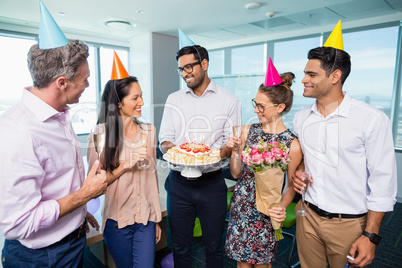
[185,79,217,96]
[310,91,350,118]
[22,87,69,122]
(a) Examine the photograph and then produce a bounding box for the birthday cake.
[166,143,220,165]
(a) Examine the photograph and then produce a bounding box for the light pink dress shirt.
[0,88,86,249]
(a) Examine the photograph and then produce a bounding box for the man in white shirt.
[159,44,239,268]
[292,45,397,268]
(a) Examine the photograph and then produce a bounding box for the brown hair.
[258,72,294,113]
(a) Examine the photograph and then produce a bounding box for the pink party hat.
[264,57,282,86]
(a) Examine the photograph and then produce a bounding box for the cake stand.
[162,154,220,178]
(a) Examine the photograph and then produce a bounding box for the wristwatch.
[362,230,381,245]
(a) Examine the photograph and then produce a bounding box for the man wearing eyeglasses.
[159,45,239,268]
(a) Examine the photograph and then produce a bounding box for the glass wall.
[69,46,98,134]
[0,36,36,115]
[0,33,129,135]
[208,50,224,76]
[209,23,402,148]
[70,47,129,135]
[212,44,266,126]
[231,44,266,74]
[100,47,129,94]
[343,27,398,118]
[273,36,320,129]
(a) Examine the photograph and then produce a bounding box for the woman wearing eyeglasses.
[225,60,303,268]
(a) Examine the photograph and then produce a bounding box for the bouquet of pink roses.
[241,139,291,241]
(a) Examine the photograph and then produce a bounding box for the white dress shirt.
[0,88,86,249]
[159,79,239,173]
[293,92,397,214]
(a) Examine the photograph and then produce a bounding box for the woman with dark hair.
[87,53,161,268]
[225,60,303,268]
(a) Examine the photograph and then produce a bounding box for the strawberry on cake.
[166,142,220,165]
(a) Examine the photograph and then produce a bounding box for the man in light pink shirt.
[0,40,108,267]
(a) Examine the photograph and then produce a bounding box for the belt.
[58,219,87,245]
[306,202,367,219]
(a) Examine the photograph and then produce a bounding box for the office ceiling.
[0,0,401,48]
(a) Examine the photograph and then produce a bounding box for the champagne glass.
[233,125,241,158]
[92,124,106,174]
[296,169,311,216]
[137,129,149,170]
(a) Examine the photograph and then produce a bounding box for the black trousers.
[165,170,227,268]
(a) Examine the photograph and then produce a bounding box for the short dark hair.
[258,72,295,114]
[176,45,209,62]
[307,47,351,85]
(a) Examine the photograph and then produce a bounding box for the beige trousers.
[295,201,367,268]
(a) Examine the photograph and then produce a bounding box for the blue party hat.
[39,0,68,49]
[178,28,195,49]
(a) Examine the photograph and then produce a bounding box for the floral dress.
[225,123,296,264]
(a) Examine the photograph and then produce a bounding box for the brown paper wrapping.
[254,167,284,230]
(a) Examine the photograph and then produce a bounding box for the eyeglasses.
[176,61,201,75]
[251,98,278,113]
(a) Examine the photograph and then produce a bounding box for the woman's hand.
[85,212,100,232]
[122,148,148,170]
[268,206,287,223]
[155,223,162,244]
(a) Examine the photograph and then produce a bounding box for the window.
[208,50,224,76]
[209,24,402,149]
[274,36,320,130]
[0,33,129,135]
[231,44,265,74]
[343,27,400,146]
[70,46,97,135]
[210,44,266,125]
[343,27,398,118]
[100,47,129,94]
[213,74,264,125]
[71,47,129,135]
[0,36,36,116]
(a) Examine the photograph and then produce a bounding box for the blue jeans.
[103,219,156,268]
[165,170,227,268]
[1,226,86,267]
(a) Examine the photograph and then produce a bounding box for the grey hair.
[27,40,89,89]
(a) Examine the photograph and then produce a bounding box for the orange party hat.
[111,51,129,80]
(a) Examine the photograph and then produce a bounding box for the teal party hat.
[178,27,195,49]
[39,0,68,49]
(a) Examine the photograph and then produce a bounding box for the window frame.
[209,21,402,149]
[0,30,130,136]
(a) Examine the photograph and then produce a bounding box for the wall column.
[130,33,179,138]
